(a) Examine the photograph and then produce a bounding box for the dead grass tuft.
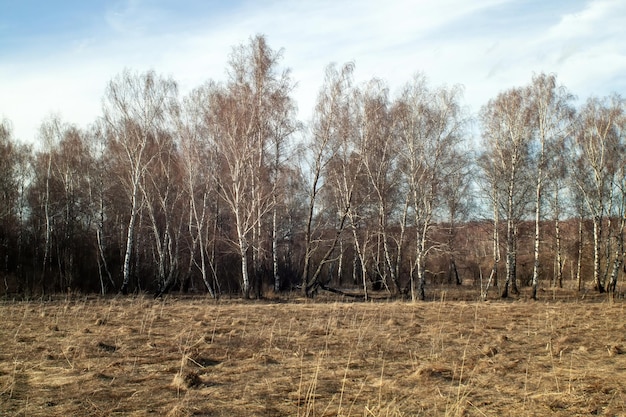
[96,341,117,353]
[172,371,203,390]
[414,364,455,381]
[480,345,499,357]
[607,344,624,357]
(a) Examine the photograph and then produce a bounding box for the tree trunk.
[449,259,461,285]
[593,217,604,292]
[577,216,584,291]
[608,214,625,295]
[531,171,542,300]
[413,220,428,302]
[121,182,140,294]
[272,197,280,292]
[555,216,563,288]
[492,188,500,291]
[351,227,368,301]
[503,217,515,299]
[41,151,52,295]
[503,162,518,298]
[235,208,251,298]
[304,211,349,297]
[416,248,426,301]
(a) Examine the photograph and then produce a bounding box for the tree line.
[1,35,625,300]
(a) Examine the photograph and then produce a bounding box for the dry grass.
[1,291,626,416]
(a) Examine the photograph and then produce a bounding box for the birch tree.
[605,98,625,295]
[103,69,178,294]
[570,96,624,293]
[300,63,354,296]
[527,73,575,299]
[176,84,220,297]
[36,116,63,294]
[49,125,94,289]
[210,35,296,298]
[358,79,403,294]
[329,83,369,298]
[396,76,467,301]
[480,87,534,298]
[141,127,184,297]
[86,123,116,294]
[477,150,502,298]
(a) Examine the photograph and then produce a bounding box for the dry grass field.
[1,290,626,416]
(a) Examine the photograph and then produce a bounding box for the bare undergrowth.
[1,292,625,416]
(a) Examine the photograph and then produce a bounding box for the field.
[1,291,626,416]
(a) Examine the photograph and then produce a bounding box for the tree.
[396,76,468,301]
[35,116,62,294]
[570,95,624,293]
[209,35,297,298]
[527,73,575,299]
[440,148,474,287]
[86,123,116,295]
[176,83,220,297]
[477,149,502,299]
[608,150,626,294]
[480,87,534,298]
[328,80,369,298]
[141,125,185,297]
[49,125,94,290]
[0,120,32,292]
[103,69,179,294]
[358,79,403,294]
[300,63,354,297]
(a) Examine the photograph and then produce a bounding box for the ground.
[1,289,626,416]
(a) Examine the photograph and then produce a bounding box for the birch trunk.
[41,148,52,295]
[592,217,604,292]
[577,216,584,291]
[502,175,516,298]
[272,199,280,292]
[120,181,140,294]
[350,227,369,301]
[531,174,542,299]
[608,214,625,294]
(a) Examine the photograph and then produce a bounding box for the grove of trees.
[1,35,625,300]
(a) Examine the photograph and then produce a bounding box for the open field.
[1,292,626,416]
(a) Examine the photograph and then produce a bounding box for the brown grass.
[1,292,626,416]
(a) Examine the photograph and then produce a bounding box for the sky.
[1,0,625,144]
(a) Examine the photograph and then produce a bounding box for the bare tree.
[396,75,467,301]
[480,87,534,298]
[570,95,624,293]
[141,127,184,297]
[477,150,502,299]
[357,79,403,294]
[0,120,16,287]
[209,35,296,298]
[527,73,575,299]
[50,125,94,290]
[0,120,32,291]
[86,123,116,295]
[440,148,474,286]
[2,124,31,292]
[103,69,178,294]
[36,116,63,294]
[300,63,354,296]
[176,84,220,297]
[608,158,626,294]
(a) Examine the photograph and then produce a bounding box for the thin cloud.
[0,0,624,143]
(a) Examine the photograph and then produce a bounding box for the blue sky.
[1,0,625,143]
